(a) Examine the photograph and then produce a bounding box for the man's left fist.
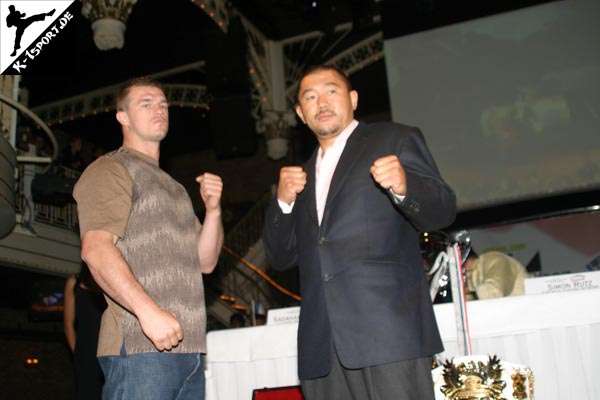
[370,155,406,196]
[196,173,223,211]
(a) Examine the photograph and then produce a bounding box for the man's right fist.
[138,308,183,352]
[278,166,307,205]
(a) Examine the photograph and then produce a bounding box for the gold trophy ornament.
[431,355,534,400]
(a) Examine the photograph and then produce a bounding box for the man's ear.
[116,110,128,126]
[295,104,306,124]
[350,90,358,111]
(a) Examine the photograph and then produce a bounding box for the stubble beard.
[148,121,168,142]
[312,120,341,139]
[145,129,167,142]
[316,129,340,140]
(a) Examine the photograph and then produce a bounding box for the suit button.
[323,274,332,282]
[319,237,326,245]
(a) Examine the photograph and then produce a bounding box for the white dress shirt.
[278,120,358,225]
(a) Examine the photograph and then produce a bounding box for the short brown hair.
[115,77,164,111]
[296,64,352,101]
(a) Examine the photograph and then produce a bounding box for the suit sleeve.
[262,194,299,271]
[391,128,457,231]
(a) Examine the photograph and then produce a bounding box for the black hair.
[296,64,352,101]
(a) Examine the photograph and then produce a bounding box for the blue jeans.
[98,344,205,400]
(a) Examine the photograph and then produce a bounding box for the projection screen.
[383,0,600,210]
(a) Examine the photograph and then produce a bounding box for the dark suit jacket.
[263,121,456,380]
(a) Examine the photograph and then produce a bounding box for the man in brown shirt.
[73,77,224,400]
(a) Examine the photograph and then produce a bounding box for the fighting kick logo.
[1,1,74,74]
[6,4,56,56]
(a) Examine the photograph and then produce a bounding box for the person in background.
[61,137,85,171]
[32,134,50,157]
[464,250,527,300]
[229,313,246,328]
[254,314,266,326]
[63,263,107,400]
[263,64,456,400]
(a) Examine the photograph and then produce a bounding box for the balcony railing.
[224,191,271,262]
[16,164,80,230]
[204,189,278,308]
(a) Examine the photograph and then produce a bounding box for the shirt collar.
[318,119,359,158]
[333,119,359,148]
[120,147,159,166]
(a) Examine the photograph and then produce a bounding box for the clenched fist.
[370,155,407,196]
[278,166,307,205]
[196,173,223,211]
[138,307,183,352]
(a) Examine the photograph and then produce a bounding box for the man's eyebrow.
[299,82,341,98]
[299,88,315,98]
[136,96,168,104]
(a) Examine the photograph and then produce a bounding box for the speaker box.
[205,16,250,94]
[252,386,304,400]
[210,93,257,159]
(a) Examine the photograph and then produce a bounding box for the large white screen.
[384,0,600,210]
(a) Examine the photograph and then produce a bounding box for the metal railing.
[223,191,270,258]
[210,190,277,310]
[16,163,80,230]
[14,161,272,255]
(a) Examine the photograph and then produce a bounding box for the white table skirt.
[206,289,600,400]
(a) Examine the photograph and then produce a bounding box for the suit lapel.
[301,147,319,227]
[324,123,369,216]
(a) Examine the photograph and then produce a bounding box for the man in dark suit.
[262,64,456,399]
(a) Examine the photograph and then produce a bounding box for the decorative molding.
[81,0,139,50]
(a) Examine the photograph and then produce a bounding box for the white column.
[267,40,286,111]
[261,41,296,160]
[10,76,21,148]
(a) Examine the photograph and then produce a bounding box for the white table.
[206,289,600,400]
